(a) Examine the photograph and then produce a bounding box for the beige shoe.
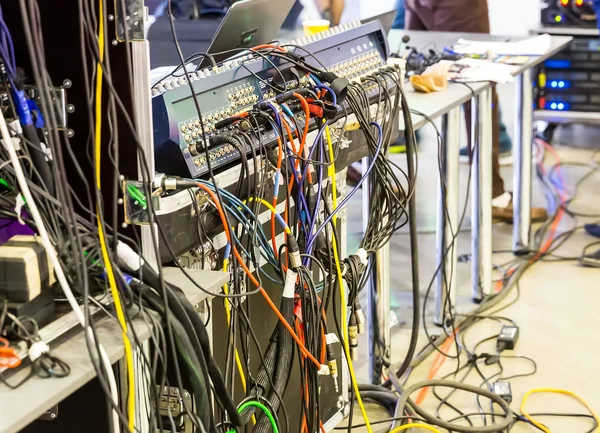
[492,193,548,224]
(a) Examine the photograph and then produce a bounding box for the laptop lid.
[361,9,397,35]
[204,0,295,65]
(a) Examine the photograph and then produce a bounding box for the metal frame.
[470,89,493,301]
[131,40,155,431]
[363,160,392,383]
[434,107,461,326]
[132,41,158,269]
[513,70,533,254]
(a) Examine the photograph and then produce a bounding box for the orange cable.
[196,183,322,368]
[415,329,458,404]
[251,43,287,52]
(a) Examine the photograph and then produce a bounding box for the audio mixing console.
[152,20,393,179]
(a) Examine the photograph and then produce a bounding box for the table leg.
[435,107,460,326]
[513,70,533,254]
[471,89,493,302]
[363,157,391,383]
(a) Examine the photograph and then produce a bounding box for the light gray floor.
[343,84,600,432]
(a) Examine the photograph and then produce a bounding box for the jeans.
[498,106,512,154]
[392,0,406,29]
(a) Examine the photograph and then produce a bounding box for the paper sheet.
[451,58,518,84]
[451,34,552,56]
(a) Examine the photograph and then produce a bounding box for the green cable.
[127,184,146,204]
[126,184,147,207]
[237,401,279,433]
[0,178,12,190]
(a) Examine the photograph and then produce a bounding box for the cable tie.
[15,194,26,225]
[8,120,23,136]
[355,248,368,266]
[318,364,331,375]
[340,262,347,276]
[283,269,297,299]
[1,136,21,152]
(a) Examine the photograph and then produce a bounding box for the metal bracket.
[155,386,193,433]
[115,0,146,41]
[38,405,58,421]
[23,80,74,136]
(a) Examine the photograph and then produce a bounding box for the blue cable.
[314,85,337,106]
[279,111,311,228]
[306,122,384,253]
[281,103,294,118]
[310,74,323,85]
[0,7,16,80]
[196,180,278,265]
[265,101,282,130]
[303,133,326,264]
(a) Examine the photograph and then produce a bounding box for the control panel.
[152,20,391,179]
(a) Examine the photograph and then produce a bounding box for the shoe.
[584,224,600,239]
[459,147,513,166]
[580,248,600,268]
[491,193,548,224]
[459,146,470,164]
[390,144,406,154]
[390,136,406,154]
[498,150,513,166]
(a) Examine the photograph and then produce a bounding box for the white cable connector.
[28,341,50,361]
[0,110,120,433]
[117,241,144,271]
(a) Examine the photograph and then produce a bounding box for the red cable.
[251,43,287,52]
[196,183,322,368]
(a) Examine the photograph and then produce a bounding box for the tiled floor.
[343,88,600,431]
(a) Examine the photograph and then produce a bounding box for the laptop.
[149,0,295,68]
[361,9,397,35]
[201,0,295,65]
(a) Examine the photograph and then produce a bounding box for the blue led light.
[558,102,565,110]
[551,81,558,88]
[558,81,565,88]
[545,59,571,68]
[550,102,557,109]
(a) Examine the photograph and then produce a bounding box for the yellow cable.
[94,2,135,430]
[325,124,373,433]
[244,197,291,234]
[389,424,443,433]
[222,259,256,425]
[521,388,600,433]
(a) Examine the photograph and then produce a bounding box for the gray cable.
[396,379,513,433]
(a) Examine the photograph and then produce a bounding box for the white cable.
[0,110,121,433]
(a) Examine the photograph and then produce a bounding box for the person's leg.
[282,0,304,29]
[498,105,512,156]
[405,0,428,30]
[490,88,505,199]
[463,87,504,199]
[313,0,345,25]
[462,101,513,164]
[429,0,489,33]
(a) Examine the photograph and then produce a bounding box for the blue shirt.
[392,0,406,29]
[593,0,600,29]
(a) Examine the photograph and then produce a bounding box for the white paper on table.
[451,34,552,56]
[451,58,518,84]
